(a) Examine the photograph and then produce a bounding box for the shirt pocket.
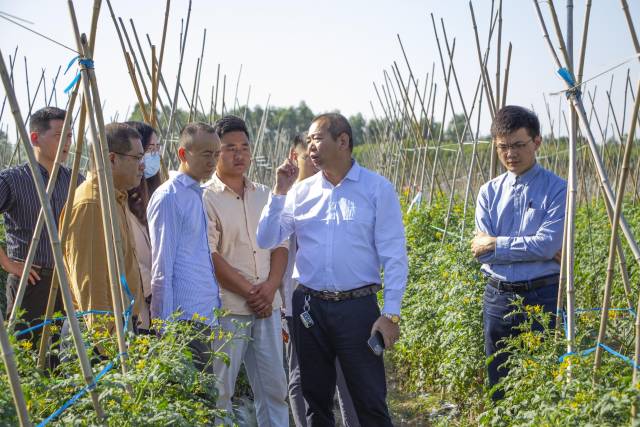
[521,208,546,236]
[341,200,375,244]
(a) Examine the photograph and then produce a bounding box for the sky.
[0,0,638,138]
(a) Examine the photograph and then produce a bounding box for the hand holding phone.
[368,331,385,356]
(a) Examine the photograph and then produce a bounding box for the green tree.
[445,113,471,142]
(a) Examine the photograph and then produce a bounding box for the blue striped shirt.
[475,162,567,281]
[147,172,221,327]
[0,162,84,268]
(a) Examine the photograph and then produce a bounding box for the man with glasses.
[471,105,566,400]
[62,122,145,332]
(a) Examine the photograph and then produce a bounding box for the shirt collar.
[506,162,541,186]
[36,162,49,177]
[174,171,202,190]
[206,172,255,193]
[86,172,130,204]
[320,159,361,187]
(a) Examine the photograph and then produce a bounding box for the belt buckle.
[322,290,341,301]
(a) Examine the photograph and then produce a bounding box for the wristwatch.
[383,313,401,324]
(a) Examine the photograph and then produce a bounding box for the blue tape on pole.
[36,360,115,427]
[14,309,112,337]
[598,343,640,370]
[63,57,95,94]
[557,67,576,87]
[25,273,137,425]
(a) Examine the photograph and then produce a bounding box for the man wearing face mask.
[123,121,163,331]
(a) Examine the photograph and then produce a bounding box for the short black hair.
[125,121,157,151]
[213,115,250,140]
[491,105,540,140]
[179,122,216,149]
[29,107,66,133]
[311,113,353,150]
[105,122,141,154]
[292,133,307,150]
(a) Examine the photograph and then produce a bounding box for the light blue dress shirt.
[148,172,221,326]
[475,162,567,282]
[257,161,408,315]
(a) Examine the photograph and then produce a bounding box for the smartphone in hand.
[368,331,385,356]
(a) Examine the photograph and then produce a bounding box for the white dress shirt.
[257,161,407,315]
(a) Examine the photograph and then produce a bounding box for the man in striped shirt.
[0,107,82,335]
[148,122,222,371]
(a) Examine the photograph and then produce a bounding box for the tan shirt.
[61,173,144,330]
[203,174,286,315]
[125,208,152,329]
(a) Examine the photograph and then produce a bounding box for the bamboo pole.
[162,0,192,168]
[0,47,105,420]
[576,0,592,86]
[564,0,578,360]
[37,100,88,370]
[595,78,639,378]
[151,45,158,129]
[0,317,32,427]
[501,42,512,108]
[68,0,133,393]
[533,0,640,273]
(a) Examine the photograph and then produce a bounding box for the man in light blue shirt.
[148,122,222,371]
[258,113,407,426]
[471,105,566,400]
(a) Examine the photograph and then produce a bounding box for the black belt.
[298,284,381,302]
[486,274,559,293]
[38,267,55,276]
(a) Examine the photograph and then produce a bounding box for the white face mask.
[143,152,161,178]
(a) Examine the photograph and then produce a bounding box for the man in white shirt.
[282,134,360,427]
[258,113,408,426]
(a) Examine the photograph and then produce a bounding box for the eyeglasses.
[113,152,145,164]
[496,138,533,153]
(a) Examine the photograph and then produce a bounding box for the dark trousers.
[6,271,64,334]
[291,287,392,427]
[483,282,558,400]
[184,321,216,375]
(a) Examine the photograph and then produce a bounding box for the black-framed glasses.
[113,152,145,164]
[496,138,533,153]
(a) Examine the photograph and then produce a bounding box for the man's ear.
[178,146,187,162]
[30,131,39,146]
[289,147,298,162]
[533,135,542,151]
[337,132,350,151]
[108,152,116,165]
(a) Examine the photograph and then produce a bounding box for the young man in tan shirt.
[203,115,289,426]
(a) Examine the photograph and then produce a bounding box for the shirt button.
[237,196,240,200]
[253,250,256,254]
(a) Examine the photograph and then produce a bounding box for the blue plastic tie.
[28,274,136,426]
[63,56,95,94]
[556,67,581,99]
[36,360,115,427]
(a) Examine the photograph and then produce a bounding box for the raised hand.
[274,151,299,195]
